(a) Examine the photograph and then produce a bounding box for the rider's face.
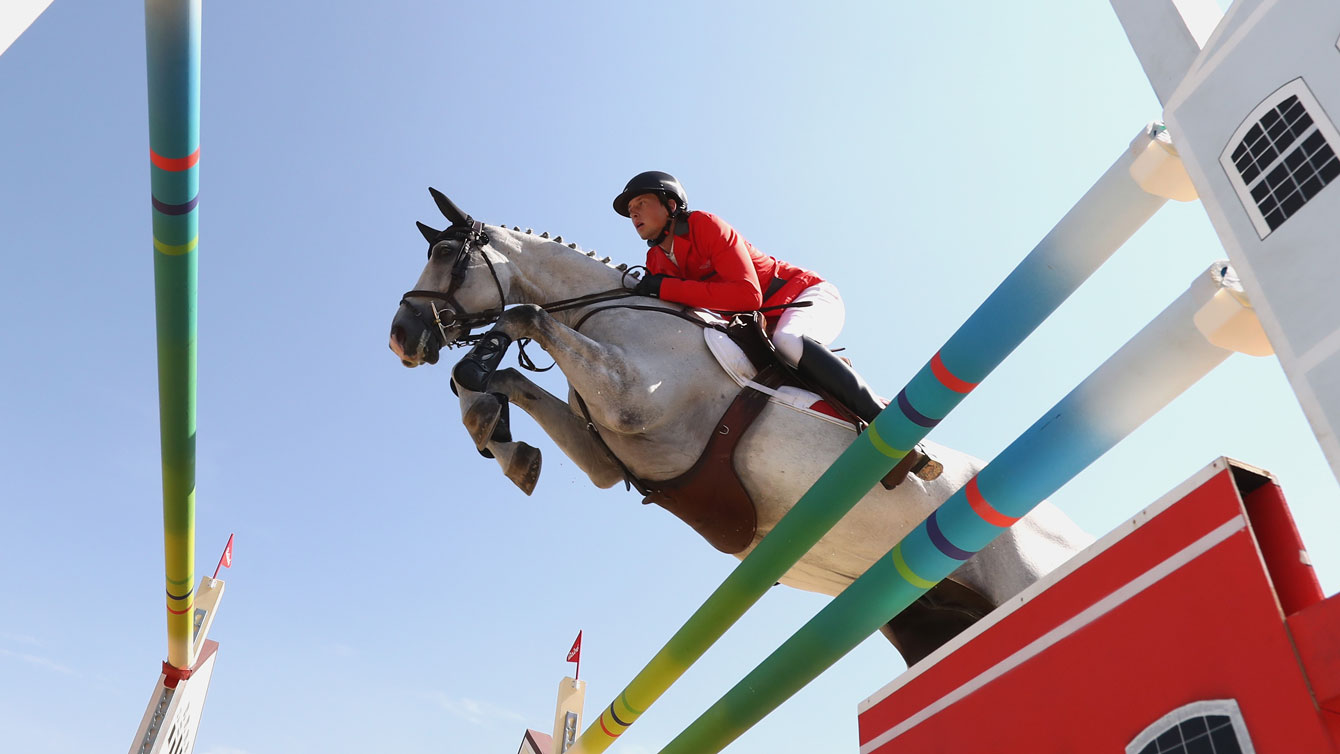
[627,193,673,242]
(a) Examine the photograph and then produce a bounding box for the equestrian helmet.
[613,171,688,217]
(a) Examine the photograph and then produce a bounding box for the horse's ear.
[428,187,471,227]
[416,221,442,243]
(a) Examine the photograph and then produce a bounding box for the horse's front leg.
[450,310,634,490]
[480,304,653,434]
[455,383,543,495]
[488,368,627,489]
[454,359,629,490]
[450,305,655,488]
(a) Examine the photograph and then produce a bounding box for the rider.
[614,170,884,425]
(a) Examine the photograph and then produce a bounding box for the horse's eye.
[430,240,452,260]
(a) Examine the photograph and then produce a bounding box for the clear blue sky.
[2,2,1334,753]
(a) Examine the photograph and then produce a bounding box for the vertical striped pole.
[145,0,201,671]
[569,129,1169,754]
[658,264,1251,754]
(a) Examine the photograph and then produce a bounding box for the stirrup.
[879,444,942,490]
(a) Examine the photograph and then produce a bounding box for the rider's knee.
[773,330,803,366]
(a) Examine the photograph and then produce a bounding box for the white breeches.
[772,281,845,366]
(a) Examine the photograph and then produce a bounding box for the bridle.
[399,220,641,353]
[401,220,511,350]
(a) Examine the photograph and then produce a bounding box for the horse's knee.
[490,368,545,405]
[498,303,546,337]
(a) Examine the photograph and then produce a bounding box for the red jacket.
[645,211,823,317]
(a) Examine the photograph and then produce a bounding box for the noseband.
[401,220,509,349]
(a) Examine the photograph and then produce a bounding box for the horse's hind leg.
[878,578,996,667]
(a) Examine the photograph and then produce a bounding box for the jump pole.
[145,0,201,676]
[129,3,223,753]
[570,125,1185,754]
[659,262,1269,754]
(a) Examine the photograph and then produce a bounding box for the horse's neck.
[502,229,627,310]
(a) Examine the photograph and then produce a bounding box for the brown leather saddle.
[642,312,939,554]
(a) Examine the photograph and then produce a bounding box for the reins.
[400,225,812,372]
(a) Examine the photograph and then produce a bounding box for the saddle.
[642,312,937,555]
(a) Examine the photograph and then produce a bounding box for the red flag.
[566,630,582,680]
[213,533,234,580]
[566,631,582,663]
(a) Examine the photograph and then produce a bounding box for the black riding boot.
[452,331,513,393]
[795,335,883,425]
[796,336,942,486]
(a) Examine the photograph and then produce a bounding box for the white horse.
[388,190,1093,664]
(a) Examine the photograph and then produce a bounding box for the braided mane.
[491,223,630,273]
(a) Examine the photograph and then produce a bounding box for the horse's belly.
[732,407,971,596]
[733,406,1093,601]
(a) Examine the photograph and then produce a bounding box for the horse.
[388,189,1094,664]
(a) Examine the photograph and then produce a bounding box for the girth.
[641,365,786,554]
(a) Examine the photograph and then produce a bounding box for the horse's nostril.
[390,324,405,345]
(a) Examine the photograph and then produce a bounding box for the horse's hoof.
[463,395,504,450]
[505,443,542,496]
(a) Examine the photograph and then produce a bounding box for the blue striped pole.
[659,263,1252,753]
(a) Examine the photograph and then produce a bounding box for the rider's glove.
[633,273,666,298]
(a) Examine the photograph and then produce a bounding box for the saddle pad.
[697,313,856,430]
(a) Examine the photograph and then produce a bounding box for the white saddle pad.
[694,311,856,430]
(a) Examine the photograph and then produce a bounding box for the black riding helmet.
[613,171,688,217]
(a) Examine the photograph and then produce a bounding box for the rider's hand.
[633,273,666,298]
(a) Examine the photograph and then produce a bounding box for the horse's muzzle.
[390,300,448,367]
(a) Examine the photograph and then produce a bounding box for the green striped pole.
[570,130,1171,754]
[145,0,201,671]
[658,264,1248,753]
